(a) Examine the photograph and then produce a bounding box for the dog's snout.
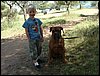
[54,31,58,34]
[54,32,61,40]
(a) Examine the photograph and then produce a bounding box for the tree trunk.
[15,1,26,21]
[79,1,82,9]
[22,8,26,21]
[97,2,99,16]
[67,7,69,15]
[80,4,81,9]
[66,4,70,15]
[65,1,70,15]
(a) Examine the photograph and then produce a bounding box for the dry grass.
[71,8,98,15]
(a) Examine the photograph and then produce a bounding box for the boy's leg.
[36,40,42,57]
[29,39,37,63]
[35,40,43,64]
[29,39,42,69]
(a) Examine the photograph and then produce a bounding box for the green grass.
[1,14,25,38]
[41,13,80,28]
[41,15,99,75]
[63,16,99,75]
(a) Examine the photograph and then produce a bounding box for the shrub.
[48,19,66,25]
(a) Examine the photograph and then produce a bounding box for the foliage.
[39,1,53,10]
[1,14,21,31]
[1,1,10,18]
[91,1,99,7]
[41,13,80,28]
[47,19,66,25]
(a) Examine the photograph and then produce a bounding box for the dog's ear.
[60,27,64,34]
[60,27,63,30]
[50,27,52,32]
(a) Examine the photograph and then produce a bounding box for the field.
[1,8,99,75]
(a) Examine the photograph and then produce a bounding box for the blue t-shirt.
[22,18,42,40]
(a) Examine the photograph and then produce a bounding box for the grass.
[63,16,99,75]
[1,14,25,38]
[41,14,99,75]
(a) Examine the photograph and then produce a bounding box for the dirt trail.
[1,17,87,75]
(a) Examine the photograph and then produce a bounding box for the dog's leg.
[62,54,67,63]
[63,58,67,63]
[63,58,67,64]
[45,50,53,67]
[62,49,67,64]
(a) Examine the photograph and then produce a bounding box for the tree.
[15,1,28,21]
[1,1,17,26]
[1,1,10,18]
[2,1,16,17]
[55,1,72,14]
[55,1,65,10]
[69,1,85,9]
[90,1,99,9]
[97,1,99,16]
[65,1,71,14]
[15,1,43,21]
[55,1,73,14]
[39,1,49,10]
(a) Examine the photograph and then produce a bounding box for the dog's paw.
[63,59,67,64]
[45,64,48,66]
[44,64,49,67]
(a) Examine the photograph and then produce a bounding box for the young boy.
[22,4,44,68]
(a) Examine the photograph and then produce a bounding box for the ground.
[1,9,98,75]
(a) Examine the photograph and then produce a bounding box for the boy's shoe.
[34,62,41,69]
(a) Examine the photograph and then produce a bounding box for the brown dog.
[46,26,67,66]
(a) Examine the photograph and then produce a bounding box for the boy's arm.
[40,26,43,38]
[25,28,30,40]
[40,26,44,42]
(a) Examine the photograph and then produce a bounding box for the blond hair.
[26,4,36,13]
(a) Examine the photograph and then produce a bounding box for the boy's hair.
[26,4,36,13]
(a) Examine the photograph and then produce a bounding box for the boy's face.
[28,8,36,19]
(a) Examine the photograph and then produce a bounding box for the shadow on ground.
[1,34,69,75]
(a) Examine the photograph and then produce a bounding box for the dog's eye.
[57,30,61,32]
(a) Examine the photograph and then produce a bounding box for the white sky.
[48,1,55,3]
[12,5,21,12]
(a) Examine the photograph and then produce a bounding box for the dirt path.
[1,17,87,75]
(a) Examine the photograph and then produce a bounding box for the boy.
[22,4,44,68]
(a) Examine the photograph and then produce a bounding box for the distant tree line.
[1,1,99,21]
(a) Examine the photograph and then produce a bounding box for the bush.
[48,19,66,25]
[1,13,17,31]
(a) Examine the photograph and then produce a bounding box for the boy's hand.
[41,37,44,42]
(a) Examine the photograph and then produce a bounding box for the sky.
[48,1,55,3]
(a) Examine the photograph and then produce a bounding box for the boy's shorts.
[29,39,42,60]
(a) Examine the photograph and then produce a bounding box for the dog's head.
[50,26,63,40]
